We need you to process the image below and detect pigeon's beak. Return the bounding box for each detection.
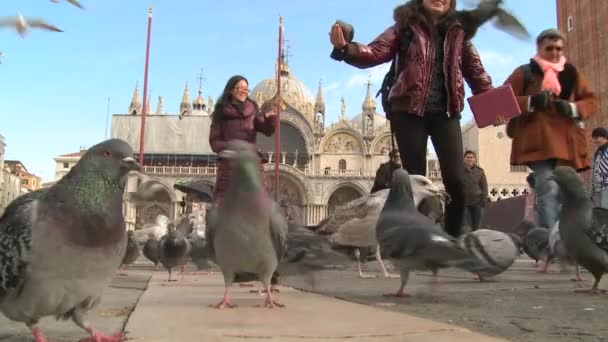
[218,149,236,160]
[122,157,141,171]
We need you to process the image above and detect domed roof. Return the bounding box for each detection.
[250,63,316,121]
[350,112,388,132]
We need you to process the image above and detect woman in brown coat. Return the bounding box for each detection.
[209,75,276,205]
[504,29,598,229]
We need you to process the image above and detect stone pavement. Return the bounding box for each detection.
[124,271,507,342]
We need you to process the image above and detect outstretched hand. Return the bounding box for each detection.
[329,24,347,49]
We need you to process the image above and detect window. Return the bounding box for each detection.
[338,159,347,171]
[567,16,574,32]
[63,162,69,168]
[510,165,528,173]
[21,179,28,185]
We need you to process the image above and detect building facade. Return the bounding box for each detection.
[556,0,608,164]
[4,160,42,192]
[53,148,88,180]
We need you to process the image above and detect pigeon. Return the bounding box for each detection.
[142,233,160,270]
[553,166,608,293]
[322,178,446,279]
[159,216,192,282]
[456,0,530,41]
[133,214,169,243]
[0,14,63,37]
[457,229,520,281]
[523,224,549,264]
[117,230,141,276]
[0,138,139,342]
[50,0,85,9]
[536,221,582,280]
[188,231,215,274]
[376,169,473,297]
[206,140,288,308]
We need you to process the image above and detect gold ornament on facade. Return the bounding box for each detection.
[323,133,362,153]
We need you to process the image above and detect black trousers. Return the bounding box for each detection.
[391,112,466,237]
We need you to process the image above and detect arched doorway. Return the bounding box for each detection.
[327,185,365,216]
[265,172,306,225]
[134,179,175,229]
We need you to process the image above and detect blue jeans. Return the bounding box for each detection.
[528,160,561,229]
[463,205,484,230]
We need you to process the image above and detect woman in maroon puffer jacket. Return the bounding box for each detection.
[209,75,276,205]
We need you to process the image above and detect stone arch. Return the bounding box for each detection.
[371,132,394,155]
[258,118,311,167]
[264,166,309,224]
[326,184,367,216]
[320,129,366,155]
[135,178,176,227]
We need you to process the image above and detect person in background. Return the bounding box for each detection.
[371,149,402,193]
[502,28,598,230]
[462,150,488,231]
[591,127,608,209]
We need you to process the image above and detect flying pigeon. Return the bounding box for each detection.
[159,216,192,282]
[376,169,472,297]
[0,14,63,37]
[553,166,608,294]
[0,138,139,342]
[50,0,85,9]
[206,140,288,308]
[456,0,530,41]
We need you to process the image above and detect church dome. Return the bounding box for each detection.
[250,63,316,122]
[350,112,388,132]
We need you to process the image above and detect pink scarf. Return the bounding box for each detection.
[533,55,566,96]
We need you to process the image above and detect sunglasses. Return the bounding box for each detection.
[544,45,564,52]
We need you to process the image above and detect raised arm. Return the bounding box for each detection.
[254,113,276,137]
[331,24,400,69]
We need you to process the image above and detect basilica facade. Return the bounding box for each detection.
[110,61,527,229]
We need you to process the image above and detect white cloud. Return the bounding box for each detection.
[345,63,391,88]
[324,81,341,92]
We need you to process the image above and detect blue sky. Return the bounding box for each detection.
[0,0,557,181]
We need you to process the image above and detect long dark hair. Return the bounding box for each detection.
[394,0,457,33]
[211,75,249,119]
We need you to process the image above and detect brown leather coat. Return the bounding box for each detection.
[335,20,492,117]
[505,60,599,171]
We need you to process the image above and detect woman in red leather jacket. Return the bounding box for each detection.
[330,0,493,237]
[209,75,276,205]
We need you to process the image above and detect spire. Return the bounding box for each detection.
[128,81,142,115]
[340,96,347,121]
[208,96,215,111]
[362,78,376,112]
[314,79,326,115]
[193,69,207,111]
[156,96,164,114]
[179,82,192,116]
[146,93,152,115]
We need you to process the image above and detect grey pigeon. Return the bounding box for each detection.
[456,0,530,41]
[523,224,549,263]
[542,221,582,280]
[553,166,608,293]
[0,138,139,342]
[206,140,288,308]
[376,169,472,297]
[188,232,215,274]
[117,230,141,276]
[159,216,192,282]
[457,228,520,281]
[142,233,160,270]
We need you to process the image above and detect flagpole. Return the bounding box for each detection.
[274,16,283,201]
[139,5,153,166]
